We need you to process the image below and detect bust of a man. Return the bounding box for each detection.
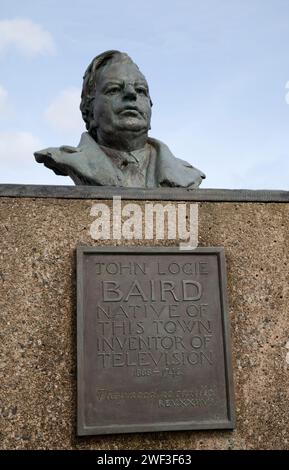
[35,50,205,188]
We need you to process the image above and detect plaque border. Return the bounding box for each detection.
[77,246,235,436]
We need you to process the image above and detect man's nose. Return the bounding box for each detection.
[123,84,137,100]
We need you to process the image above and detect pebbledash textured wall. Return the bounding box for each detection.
[0,187,288,450]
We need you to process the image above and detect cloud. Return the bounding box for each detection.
[0,19,55,56]
[0,130,74,184]
[0,131,41,168]
[44,87,85,134]
[0,84,8,113]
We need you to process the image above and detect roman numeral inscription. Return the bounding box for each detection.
[77,247,235,435]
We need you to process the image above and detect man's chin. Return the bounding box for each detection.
[116,122,148,133]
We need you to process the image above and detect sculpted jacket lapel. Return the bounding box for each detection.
[148,137,205,188]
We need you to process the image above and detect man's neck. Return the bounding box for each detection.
[91,129,148,152]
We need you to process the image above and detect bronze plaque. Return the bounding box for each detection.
[77,247,235,435]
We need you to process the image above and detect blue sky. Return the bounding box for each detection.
[0,0,289,189]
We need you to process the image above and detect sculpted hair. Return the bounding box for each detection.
[80,50,136,132]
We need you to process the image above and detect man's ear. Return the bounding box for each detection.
[89,119,97,131]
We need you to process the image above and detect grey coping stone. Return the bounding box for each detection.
[0,184,288,202]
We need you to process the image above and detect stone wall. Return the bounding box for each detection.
[0,191,288,450]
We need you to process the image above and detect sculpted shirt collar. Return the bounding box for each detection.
[98,144,148,166]
[34,132,205,188]
[98,143,153,188]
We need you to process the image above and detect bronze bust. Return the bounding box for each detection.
[35,50,205,188]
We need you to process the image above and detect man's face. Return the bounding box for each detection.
[92,62,152,136]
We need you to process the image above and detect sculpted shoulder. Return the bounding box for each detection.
[35,133,205,188]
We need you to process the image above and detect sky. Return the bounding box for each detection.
[0,0,289,189]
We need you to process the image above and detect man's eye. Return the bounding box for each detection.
[105,87,120,95]
[136,87,148,96]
